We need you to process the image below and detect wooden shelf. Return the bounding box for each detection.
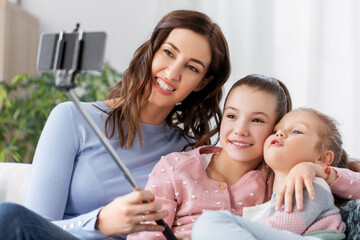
[0,0,39,83]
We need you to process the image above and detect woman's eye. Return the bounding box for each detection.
[164,49,173,57]
[187,65,199,73]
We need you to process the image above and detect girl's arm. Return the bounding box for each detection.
[348,157,360,172]
[328,166,360,199]
[275,161,360,212]
[127,156,178,240]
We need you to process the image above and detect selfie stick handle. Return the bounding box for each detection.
[66,89,141,189]
[66,90,177,240]
[53,26,177,240]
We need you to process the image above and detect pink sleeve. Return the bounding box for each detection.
[128,157,177,240]
[262,211,306,235]
[330,167,360,199]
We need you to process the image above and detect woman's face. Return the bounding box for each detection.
[149,28,212,111]
[264,111,322,173]
[219,86,278,165]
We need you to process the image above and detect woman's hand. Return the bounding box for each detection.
[275,162,316,213]
[95,190,168,237]
[175,233,191,240]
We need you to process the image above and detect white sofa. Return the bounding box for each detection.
[0,162,32,205]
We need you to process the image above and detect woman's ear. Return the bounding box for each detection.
[315,150,334,166]
[194,76,213,92]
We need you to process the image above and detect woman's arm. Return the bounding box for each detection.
[25,102,78,220]
[25,103,110,239]
[25,103,167,239]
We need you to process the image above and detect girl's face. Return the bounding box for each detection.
[264,111,322,173]
[149,28,212,111]
[219,86,278,165]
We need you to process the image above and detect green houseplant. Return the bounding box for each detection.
[0,64,122,163]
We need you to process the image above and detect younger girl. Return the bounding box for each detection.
[192,108,349,240]
[128,75,358,240]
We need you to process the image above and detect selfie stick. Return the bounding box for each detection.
[50,26,177,240]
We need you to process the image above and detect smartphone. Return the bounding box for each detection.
[36,31,106,72]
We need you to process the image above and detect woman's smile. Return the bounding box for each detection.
[154,77,175,95]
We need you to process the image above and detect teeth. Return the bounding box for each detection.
[232,142,250,147]
[157,79,174,92]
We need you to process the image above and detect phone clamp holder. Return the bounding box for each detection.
[53,30,81,90]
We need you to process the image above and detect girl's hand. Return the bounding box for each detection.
[276,161,339,212]
[95,190,168,237]
[275,162,317,213]
[348,157,360,172]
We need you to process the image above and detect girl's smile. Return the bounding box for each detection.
[218,85,278,165]
[229,140,252,148]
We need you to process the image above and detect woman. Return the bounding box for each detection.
[0,9,230,240]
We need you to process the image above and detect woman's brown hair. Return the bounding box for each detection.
[104,10,231,148]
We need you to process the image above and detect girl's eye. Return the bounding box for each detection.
[253,118,264,123]
[164,49,174,57]
[293,130,302,134]
[187,65,199,73]
[226,114,235,119]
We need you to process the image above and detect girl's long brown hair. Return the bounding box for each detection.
[293,108,348,168]
[104,10,231,149]
[292,108,349,207]
[198,74,293,147]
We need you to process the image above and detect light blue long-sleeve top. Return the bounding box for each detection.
[25,101,189,239]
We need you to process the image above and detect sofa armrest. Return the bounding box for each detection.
[0,162,32,205]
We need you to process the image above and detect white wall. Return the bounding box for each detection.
[19,0,360,157]
[20,0,167,71]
